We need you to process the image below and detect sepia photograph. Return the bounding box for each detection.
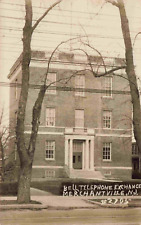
[0,0,141,224]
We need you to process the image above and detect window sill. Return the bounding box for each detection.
[102,96,113,99]
[45,92,57,95]
[45,159,55,161]
[45,126,55,128]
[75,95,86,98]
[103,160,111,162]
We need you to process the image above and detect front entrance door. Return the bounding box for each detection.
[73,152,82,169]
[73,140,83,169]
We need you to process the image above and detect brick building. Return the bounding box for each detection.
[8,51,132,180]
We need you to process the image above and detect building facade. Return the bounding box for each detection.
[132,142,141,178]
[8,51,132,180]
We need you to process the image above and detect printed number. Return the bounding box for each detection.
[113,198,118,204]
[101,198,130,205]
[107,198,113,204]
[120,199,124,204]
[101,199,107,204]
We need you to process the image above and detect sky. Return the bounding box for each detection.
[0,0,141,125]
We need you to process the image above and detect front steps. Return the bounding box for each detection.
[69,169,104,180]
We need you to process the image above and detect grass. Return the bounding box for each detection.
[0,200,41,205]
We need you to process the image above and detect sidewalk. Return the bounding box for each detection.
[1,188,141,210]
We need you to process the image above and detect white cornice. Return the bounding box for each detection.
[24,131,63,135]
[97,167,132,170]
[95,133,131,138]
[32,165,63,169]
[8,65,22,82]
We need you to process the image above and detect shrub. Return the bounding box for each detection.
[0,182,18,196]
[132,172,141,179]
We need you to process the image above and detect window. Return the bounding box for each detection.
[14,111,17,128]
[75,109,84,127]
[103,110,111,129]
[15,79,18,100]
[78,155,81,162]
[45,141,55,160]
[46,108,55,126]
[45,170,55,177]
[14,142,17,161]
[132,143,139,155]
[46,73,56,94]
[104,170,111,176]
[103,76,112,97]
[73,156,76,163]
[73,141,83,152]
[103,143,111,161]
[75,75,85,96]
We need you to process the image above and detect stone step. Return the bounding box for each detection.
[69,169,104,179]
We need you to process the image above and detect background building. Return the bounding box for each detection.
[8,51,132,180]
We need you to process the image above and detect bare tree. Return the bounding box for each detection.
[16,0,62,203]
[106,0,141,171]
[16,0,131,204]
[0,109,14,182]
[0,109,8,182]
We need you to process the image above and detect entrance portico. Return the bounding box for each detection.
[65,131,94,171]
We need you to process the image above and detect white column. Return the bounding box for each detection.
[82,141,85,170]
[85,139,89,170]
[69,139,73,169]
[65,138,69,165]
[90,139,94,170]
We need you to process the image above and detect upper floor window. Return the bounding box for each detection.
[14,142,17,161]
[75,75,85,97]
[15,111,17,127]
[103,142,111,161]
[75,109,84,127]
[45,141,55,160]
[103,76,112,97]
[46,73,56,94]
[46,108,55,127]
[103,110,111,129]
[15,79,18,100]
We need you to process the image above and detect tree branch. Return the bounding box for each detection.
[133,32,141,47]
[0,108,3,125]
[43,36,89,85]
[72,48,126,77]
[96,65,126,77]
[106,0,119,7]
[81,41,107,73]
[32,0,62,32]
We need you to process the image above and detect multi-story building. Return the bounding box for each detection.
[132,141,141,178]
[8,51,132,180]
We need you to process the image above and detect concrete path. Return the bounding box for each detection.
[30,187,53,196]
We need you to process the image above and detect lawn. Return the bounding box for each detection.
[0,200,41,205]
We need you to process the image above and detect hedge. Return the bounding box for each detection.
[0,182,18,196]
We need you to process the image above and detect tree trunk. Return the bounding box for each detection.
[16,0,32,203]
[16,0,62,203]
[117,0,141,172]
[17,162,32,203]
